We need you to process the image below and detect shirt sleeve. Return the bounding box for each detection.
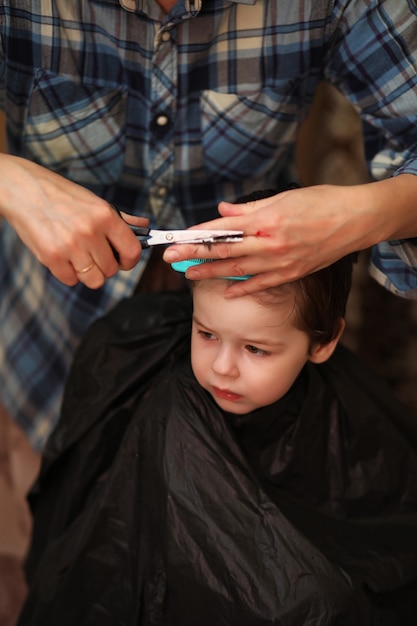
[324,0,417,297]
[370,240,417,299]
[325,0,417,181]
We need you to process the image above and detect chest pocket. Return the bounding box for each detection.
[200,89,297,181]
[23,69,127,186]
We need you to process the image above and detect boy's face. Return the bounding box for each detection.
[191,280,315,414]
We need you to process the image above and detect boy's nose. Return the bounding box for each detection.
[212,347,239,377]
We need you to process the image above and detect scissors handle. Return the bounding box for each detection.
[128,226,151,237]
[127,226,152,248]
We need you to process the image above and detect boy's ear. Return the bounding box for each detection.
[308,319,345,364]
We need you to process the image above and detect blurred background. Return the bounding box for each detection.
[1,84,417,625]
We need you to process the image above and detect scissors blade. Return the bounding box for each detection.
[146,229,244,246]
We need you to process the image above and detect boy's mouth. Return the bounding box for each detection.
[211,386,242,402]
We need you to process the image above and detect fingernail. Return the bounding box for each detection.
[186,268,201,279]
[164,249,179,261]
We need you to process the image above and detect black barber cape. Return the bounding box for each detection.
[19,294,417,625]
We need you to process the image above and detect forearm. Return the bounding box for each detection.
[365,174,417,242]
[314,174,417,258]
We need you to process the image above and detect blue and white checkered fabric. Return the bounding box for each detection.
[1,0,417,449]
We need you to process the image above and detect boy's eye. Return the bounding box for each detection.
[197,329,216,341]
[245,344,270,356]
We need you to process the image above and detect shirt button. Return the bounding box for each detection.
[151,112,172,136]
[161,31,171,42]
[157,186,168,197]
[156,114,170,127]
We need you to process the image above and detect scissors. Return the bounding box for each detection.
[127,224,243,248]
[112,205,243,249]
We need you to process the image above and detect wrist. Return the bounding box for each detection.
[366,174,417,242]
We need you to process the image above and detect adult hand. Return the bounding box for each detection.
[0,154,144,288]
[163,178,417,296]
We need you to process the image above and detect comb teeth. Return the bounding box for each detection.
[171,259,252,281]
[171,259,211,273]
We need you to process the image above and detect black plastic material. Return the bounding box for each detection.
[19,293,417,625]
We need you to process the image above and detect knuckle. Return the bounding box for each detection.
[124,247,142,266]
[46,231,84,260]
[100,208,116,230]
[229,262,247,277]
[211,243,232,260]
[85,275,105,290]
[103,264,119,278]
[40,244,67,266]
[56,271,78,287]
[77,221,97,240]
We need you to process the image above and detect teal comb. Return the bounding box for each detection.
[171,259,251,281]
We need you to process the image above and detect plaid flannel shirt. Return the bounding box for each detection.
[1,0,417,449]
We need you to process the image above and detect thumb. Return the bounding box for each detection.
[218,194,275,217]
[218,200,248,217]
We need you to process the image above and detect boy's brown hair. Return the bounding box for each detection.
[251,256,354,349]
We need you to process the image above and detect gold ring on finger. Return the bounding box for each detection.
[75,263,95,274]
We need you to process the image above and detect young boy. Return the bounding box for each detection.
[190,268,347,416]
[18,243,417,625]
